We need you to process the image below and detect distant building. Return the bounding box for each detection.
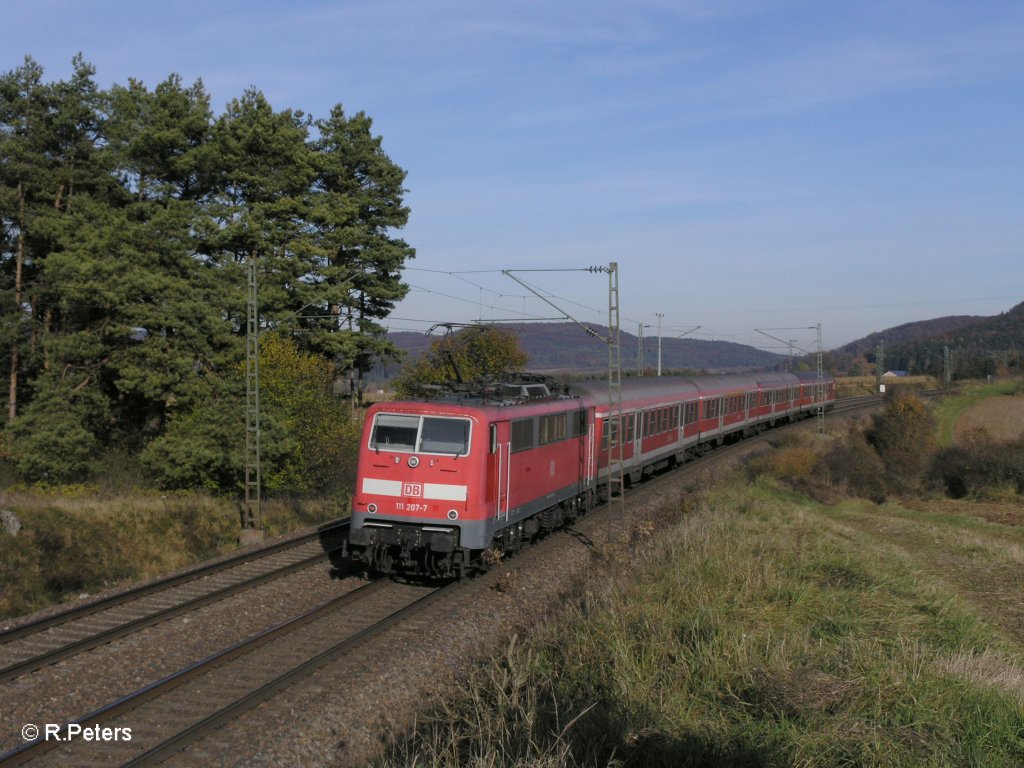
[882,370,908,377]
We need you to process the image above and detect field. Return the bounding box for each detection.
[953,392,1024,444]
[834,375,936,398]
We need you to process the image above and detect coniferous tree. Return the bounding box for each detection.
[0,56,62,426]
[2,56,113,480]
[1,60,415,487]
[310,106,414,397]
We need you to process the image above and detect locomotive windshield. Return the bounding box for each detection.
[370,413,471,455]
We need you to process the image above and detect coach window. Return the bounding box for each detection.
[602,417,624,450]
[684,401,698,426]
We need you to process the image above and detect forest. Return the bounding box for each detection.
[0,55,414,489]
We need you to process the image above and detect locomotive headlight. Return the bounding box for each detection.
[408,456,420,468]
[447,509,459,520]
[367,503,378,514]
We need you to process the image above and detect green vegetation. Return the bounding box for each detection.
[141,333,360,492]
[0,55,411,488]
[392,325,528,397]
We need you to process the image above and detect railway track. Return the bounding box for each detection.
[1,577,452,766]
[0,520,349,682]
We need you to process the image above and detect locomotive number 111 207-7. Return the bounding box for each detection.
[395,502,430,513]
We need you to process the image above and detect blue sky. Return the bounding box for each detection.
[7,0,1023,350]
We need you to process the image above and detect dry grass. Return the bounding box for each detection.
[835,375,936,398]
[376,479,1024,768]
[0,487,347,620]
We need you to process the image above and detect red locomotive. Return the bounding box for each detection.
[347,371,834,577]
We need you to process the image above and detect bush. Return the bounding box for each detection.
[928,432,1024,499]
[866,390,936,487]
[816,435,887,503]
[747,445,819,484]
[5,378,111,483]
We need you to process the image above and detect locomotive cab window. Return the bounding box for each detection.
[420,417,471,454]
[370,414,471,455]
[369,414,419,451]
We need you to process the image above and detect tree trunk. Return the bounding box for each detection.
[8,184,25,423]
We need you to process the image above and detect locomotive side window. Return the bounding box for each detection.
[540,413,568,445]
[511,418,534,453]
[370,414,419,451]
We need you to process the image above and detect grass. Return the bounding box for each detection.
[931,380,1024,446]
[0,486,347,621]
[376,478,1024,767]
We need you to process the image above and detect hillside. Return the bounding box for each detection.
[386,322,786,376]
[814,302,1023,378]
[832,315,986,359]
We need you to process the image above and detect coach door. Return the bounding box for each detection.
[490,422,512,522]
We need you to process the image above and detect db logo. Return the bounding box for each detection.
[403,483,423,497]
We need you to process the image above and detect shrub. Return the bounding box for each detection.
[815,436,887,503]
[866,389,936,486]
[5,380,110,483]
[928,433,1024,499]
[747,445,819,484]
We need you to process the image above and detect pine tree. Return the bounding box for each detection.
[310,106,414,398]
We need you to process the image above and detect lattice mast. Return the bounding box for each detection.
[815,322,825,435]
[606,263,626,538]
[244,254,262,531]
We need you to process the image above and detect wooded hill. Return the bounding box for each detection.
[824,302,1024,378]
